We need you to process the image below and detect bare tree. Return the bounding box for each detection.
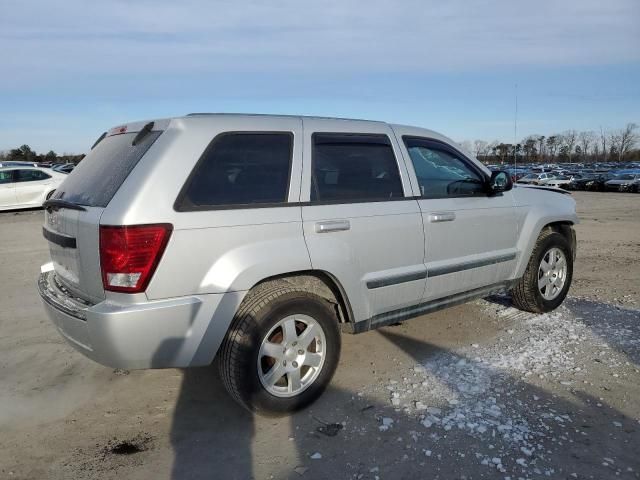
[592,142,600,163]
[578,131,594,161]
[488,141,499,162]
[599,127,608,162]
[473,140,489,159]
[522,136,537,163]
[546,136,560,162]
[609,132,621,160]
[618,123,639,161]
[561,130,578,162]
[535,135,546,163]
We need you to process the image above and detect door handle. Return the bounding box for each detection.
[315,220,351,233]
[428,212,456,223]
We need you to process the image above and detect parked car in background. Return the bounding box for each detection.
[565,174,596,190]
[605,173,640,192]
[502,167,529,182]
[38,114,577,415]
[0,167,66,210]
[541,175,574,188]
[0,161,39,168]
[52,163,75,174]
[583,173,616,191]
[517,172,555,185]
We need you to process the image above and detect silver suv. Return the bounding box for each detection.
[38,114,577,415]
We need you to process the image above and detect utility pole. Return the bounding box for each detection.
[514,83,518,174]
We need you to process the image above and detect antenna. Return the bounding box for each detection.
[514,83,518,173]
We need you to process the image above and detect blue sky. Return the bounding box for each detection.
[1,0,638,153]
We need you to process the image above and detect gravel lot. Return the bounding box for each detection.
[0,191,638,480]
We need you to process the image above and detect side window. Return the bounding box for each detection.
[177,132,293,209]
[15,169,51,182]
[0,170,14,184]
[403,138,485,198]
[311,133,404,202]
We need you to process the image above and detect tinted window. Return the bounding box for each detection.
[0,170,14,184]
[54,131,162,207]
[311,133,403,202]
[15,169,51,182]
[403,138,485,198]
[178,132,293,209]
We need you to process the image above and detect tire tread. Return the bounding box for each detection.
[512,228,569,313]
[219,284,337,413]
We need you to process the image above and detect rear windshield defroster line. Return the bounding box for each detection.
[53,130,162,208]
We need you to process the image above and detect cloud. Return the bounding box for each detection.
[1,0,638,90]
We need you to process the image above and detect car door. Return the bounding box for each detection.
[396,135,518,302]
[14,169,51,205]
[300,119,425,322]
[0,170,17,207]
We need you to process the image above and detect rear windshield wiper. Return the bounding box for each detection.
[132,121,155,146]
[43,199,87,212]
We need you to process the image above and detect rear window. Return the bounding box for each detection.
[175,132,293,210]
[54,130,162,207]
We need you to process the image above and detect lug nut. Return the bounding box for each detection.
[298,349,304,355]
[282,360,287,366]
[292,361,298,368]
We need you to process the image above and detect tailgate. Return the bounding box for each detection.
[42,120,166,303]
[44,206,105,303]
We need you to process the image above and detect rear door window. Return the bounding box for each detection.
[176,132,293,210]
[15,169,51,182]
[54,130,162,207]
[311,133,403,202]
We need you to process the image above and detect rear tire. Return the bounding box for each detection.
[512,229,573,313]
[219,285,341,416]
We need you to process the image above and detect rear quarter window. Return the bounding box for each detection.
[175,132,293,210]
[0,170,14,184]
[54,130,162,207]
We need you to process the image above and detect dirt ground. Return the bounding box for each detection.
[0,191,638,480]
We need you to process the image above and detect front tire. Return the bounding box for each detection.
[219,285,341,416]
[512,229,573,313]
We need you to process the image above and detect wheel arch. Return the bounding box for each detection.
[514,214,577,279]
[245,269,355,325]
[544,221,576,260]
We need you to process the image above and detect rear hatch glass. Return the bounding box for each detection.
[53,130,162,206]
[45,128,163,302]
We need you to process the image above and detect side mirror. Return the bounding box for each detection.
[488,170,513,194]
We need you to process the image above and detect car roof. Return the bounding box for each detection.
[0,166,42,171]
[115,113,449,142]
[183,112,383,123]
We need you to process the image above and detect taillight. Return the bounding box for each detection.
[99,224,172,293]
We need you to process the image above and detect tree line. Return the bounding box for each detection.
[0,145,85,165]
[2,122,638,167]
[460,123,639,164]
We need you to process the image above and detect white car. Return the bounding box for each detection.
[540,175,573,188]
[0,167,66,211]
[517,172,555,185]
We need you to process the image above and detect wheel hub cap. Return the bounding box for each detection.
[257,314,327,398]
[537,247,567,301]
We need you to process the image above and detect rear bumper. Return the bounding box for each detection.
[38,270,243,369]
